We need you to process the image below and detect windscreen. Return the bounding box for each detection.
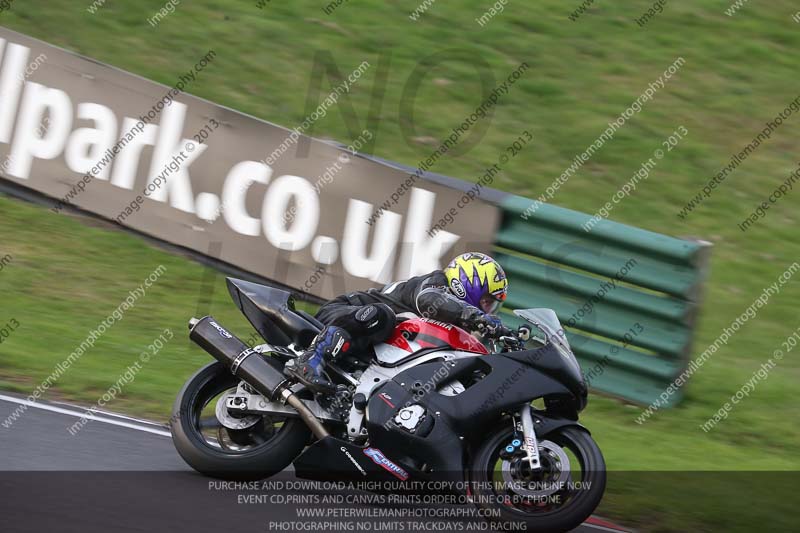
[513,308,581,375]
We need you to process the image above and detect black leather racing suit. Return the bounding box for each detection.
[314,270,485,353]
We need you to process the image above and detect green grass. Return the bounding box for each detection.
[1,1,799,531]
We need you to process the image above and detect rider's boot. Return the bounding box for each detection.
[286,326,351,394]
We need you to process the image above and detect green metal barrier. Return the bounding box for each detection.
[495,195,712,406]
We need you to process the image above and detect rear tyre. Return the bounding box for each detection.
[470,424,606,533]
[170,362,310,480]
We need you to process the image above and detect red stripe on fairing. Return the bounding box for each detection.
[385,319,488,355]
[378,394,396,409]
[387,332,412,352]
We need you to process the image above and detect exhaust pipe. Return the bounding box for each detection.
[190,316,288,400]
[189,316,329,439]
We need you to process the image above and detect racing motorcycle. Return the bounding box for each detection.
[171,278,606,532]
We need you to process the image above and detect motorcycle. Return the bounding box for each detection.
[171,277,606,532]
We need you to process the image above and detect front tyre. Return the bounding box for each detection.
[470,425,606,533]
[170,362,310,480]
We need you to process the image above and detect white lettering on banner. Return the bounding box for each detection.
[0,36,473,288]
[65,103,118,181]
[0,41,29,143]
[311,236,339,265]
[342,199,402,283]
[397,188,459,278]
[146,102,207,213]
[8,82,73,178]
[222,160,272,237]
[262,175,319,251]
[110,117,158,190]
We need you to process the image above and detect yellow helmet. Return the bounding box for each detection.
[443,252,508,314]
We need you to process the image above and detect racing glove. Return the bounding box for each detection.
[462,308,503,334]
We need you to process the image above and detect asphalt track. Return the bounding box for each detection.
[0,393,629,533]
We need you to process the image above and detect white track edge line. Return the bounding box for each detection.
[49,401,166,427]
[583,522,632,533]
[0,394,171,437]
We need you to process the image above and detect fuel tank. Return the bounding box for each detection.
[374,318,488,366]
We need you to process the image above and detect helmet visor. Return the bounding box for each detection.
[479,293,503,315]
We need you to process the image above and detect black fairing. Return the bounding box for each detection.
[293,436,415,483]
[504,344,588,406]
[365,353,582,481]
[225,278,320,347]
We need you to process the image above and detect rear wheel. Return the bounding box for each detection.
[470,424,606,533]
[170,362,310,480]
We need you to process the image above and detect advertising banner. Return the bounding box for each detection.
[0,28,500,299]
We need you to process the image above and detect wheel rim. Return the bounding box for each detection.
[186,370,290,455]
[485,430,592,516]
[500,439,571,499]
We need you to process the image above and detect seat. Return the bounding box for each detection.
[226,278,320,347]
[297,310,325,331]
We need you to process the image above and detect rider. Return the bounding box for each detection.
[286,252,509,392]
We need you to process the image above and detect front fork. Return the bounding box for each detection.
[517,405,542,471]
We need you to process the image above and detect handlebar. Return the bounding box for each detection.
[480,323,525,352]
[491,325,516,339]
[473,321,509,338]
[466,316,527,351]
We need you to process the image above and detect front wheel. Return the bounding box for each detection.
[170,362,311,480]
[469,424,606,533]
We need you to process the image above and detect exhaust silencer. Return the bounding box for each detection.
[190,316,288,400]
